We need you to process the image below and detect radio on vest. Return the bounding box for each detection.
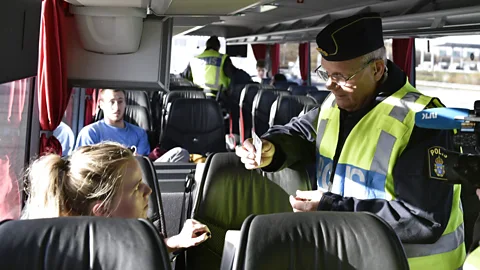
[415,100,480,189]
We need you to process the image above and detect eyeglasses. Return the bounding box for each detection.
[314,59,377,86]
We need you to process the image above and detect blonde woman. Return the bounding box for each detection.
[22,142,210,253]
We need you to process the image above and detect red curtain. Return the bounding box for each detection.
[84,88,97,126]
[0,79,29,221]
[299,43,309,85]
[37,0,72,156]
[252,44,267,61]
[392,38,414,83]
[251,44,280,76]
[270,44,280,76]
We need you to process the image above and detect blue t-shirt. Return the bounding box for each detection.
[53,122,75,157]
[75,120,150,155]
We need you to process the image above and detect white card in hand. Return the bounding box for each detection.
[252,131,262,166]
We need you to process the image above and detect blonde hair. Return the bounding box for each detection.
[22,142,135,219]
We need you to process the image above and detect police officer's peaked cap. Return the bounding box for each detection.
[316,12,384,61]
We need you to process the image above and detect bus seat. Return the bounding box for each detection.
[252,90,290,136]
[239,84,261,142]
[163,91,206,107]
[186,152,311,270]
[269,95,317,127]
[160,91,206,135]
[154,162,198,239]
[160,99,225,156]
[288,85,318,96]
[307,90,330,104]
[125,90,151,112]
[124,105,151,131]
[136,155,167,236]
[221,84,247,136]
[151,91,165,136]
[226,212,409,270]
[0,217,172,270]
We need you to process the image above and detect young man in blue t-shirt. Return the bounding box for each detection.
[75,89,189,162]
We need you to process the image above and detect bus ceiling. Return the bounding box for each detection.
[176,0,480,45]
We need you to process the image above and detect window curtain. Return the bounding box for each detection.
[252,44,267,61]
[392,38,415,84]
[84,88,97,126]
[299,43,309,85]
[270,44,280,76]
[37,0,72,156]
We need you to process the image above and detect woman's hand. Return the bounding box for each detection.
[164,219,211,252]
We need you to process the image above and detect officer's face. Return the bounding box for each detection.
[321,57,384,112]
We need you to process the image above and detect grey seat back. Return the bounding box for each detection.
[252,89,289,136]
[0,217,172,270]
[232,212,409,270]
[270,95,317,126]
[160,98,225,155]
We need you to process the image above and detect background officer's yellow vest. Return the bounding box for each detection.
[316,82,465,269]
[465,247,480,269]
[190,49,230,97]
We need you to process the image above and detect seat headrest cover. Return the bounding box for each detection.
[165,91,206,104]
[125,90,150,109]
[124,105,151,131]
[236,212,409,270]
[0,217,171,270]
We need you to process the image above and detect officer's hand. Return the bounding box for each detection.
[289,190,325,212]
[235,138,275,170]
[476,189,480,200]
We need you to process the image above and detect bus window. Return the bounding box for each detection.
[0,78,34,221]
[415,35,480,109]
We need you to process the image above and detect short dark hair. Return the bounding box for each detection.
[256,60,266,69]
[99,89,126,100]
[206,36,220,51]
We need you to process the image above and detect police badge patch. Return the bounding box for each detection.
[427,146,448,180]
[434,156,445,177]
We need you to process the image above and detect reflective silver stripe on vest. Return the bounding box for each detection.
[403,223,464,258]
[315,119,328,151]
[389,92,421,122]
[315,92,336,150]
[370,131,396,175]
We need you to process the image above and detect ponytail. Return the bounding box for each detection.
[22,154,70,219]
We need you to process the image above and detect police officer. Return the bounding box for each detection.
[236,13,465,269]
[182,36,237,99]
[465,188,480,269]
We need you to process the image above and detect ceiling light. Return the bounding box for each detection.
[260,4,278,13]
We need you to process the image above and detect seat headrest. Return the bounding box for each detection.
[125,90,150,109]
[235,212,409,270]
[0,217,171,270]
[167,99,223,132]
[162,99,225,155]
[164,91,206,105]
[288,85,319,96]
[307,90,331,104]
[124,105,151,131]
